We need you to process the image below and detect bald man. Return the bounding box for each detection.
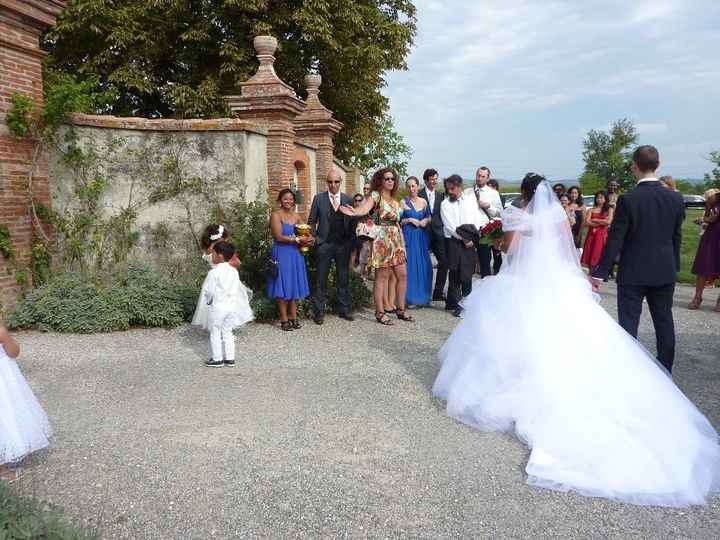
[308,170,356,324]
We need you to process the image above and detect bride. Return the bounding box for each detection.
[433,174,720,507]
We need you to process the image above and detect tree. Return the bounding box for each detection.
[352,112,412,177]
[579,118,638,193]
[42,0,417,167]
[704,151,720,190]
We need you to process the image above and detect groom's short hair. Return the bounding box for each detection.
[633,145,660,173]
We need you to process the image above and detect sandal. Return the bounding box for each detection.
[375,312,394,325]
[687,297,703,310]
[290,319,302,330]
[396,310,414,322]
[280,320,294,331]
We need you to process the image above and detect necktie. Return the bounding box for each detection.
[331,195,339,212]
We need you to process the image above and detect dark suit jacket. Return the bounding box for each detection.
[593,180,685,286]
[308,191,354,245]
[419,187,445,238]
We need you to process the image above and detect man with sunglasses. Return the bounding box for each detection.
[308,170,356,324]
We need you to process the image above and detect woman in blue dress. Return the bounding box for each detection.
[400,177,432,306]
[267,189,312,331]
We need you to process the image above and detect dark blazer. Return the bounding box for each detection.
[419,187,445,238]
[308,191,354,245]
[593,180,685,286]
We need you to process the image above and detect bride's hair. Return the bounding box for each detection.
[520,173,546,204]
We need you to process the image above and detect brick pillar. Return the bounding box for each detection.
[294,74,343,193]
[224,36,305,199]
[0,0,65,310]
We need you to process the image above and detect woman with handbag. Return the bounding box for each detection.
[340,167,412,325]
[267,189,312,331]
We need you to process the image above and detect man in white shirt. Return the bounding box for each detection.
[419,168,448,301]
[441,174,483,317]
[465,166,503,278]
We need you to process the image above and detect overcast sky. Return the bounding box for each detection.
[383,0,720,182]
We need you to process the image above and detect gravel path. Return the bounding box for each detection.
[10,282,720,539]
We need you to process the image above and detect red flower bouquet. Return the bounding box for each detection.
[478,218,504,245]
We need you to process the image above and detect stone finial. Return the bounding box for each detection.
[238,35,296,98]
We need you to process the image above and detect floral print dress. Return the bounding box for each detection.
[370,190,407,269]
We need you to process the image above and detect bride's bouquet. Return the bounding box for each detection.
[478,218,503,245]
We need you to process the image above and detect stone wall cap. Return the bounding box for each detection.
[67,113,267,135]
[0,0,66,28]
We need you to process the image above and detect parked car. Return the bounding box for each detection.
[502,192,521,208]
[582,195,595,208]
[683,194,706,208]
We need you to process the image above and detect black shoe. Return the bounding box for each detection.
[290,319,302,330]
[205,359,224,368]
[313,316,324,325]
[338,313,355,321]
[444,305,457,312]
[452,308,463,318]
[224,359,236,367]
[432,292,447,302]
[281,321,294,331]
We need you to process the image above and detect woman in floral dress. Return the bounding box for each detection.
[341,167,413,325]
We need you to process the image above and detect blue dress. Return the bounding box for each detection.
[266,222,310,300]
[401,198,432,305]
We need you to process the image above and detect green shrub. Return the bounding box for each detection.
[8,265,196,333]
[0,480,93,539]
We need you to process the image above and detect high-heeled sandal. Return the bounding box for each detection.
[280,320,294,331]
[375,312,394,325]
[396,310,414,322]
[687,297,703,310]
[290,319,302,329]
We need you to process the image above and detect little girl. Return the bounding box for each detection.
[0,324,51,482]
[192,224,244,330]
[204,241,252,367]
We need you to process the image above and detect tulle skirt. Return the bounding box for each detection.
[433,271,720,507]
[0,352,51,464]
[192,276,255,331]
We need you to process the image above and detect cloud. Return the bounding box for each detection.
[384,0,720,179]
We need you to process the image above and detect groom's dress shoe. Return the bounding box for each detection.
[313,316,324,325]
[452,307,463,318]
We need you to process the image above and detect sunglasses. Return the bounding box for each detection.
[328,180,341,185]
[354,198,363,203]
[383,177,395,182]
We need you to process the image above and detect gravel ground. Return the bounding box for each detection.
[10,281,720,539]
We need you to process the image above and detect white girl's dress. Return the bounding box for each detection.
[0,346,51,464]
[433,182,720,507]
[191,253,254,331]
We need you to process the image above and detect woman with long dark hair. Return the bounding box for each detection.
[581,191,614,272]
[567,185,585,249]
[340,167,412,325]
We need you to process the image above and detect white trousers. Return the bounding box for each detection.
[209,309,235,361]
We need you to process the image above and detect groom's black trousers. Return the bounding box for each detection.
[617,283,675,373]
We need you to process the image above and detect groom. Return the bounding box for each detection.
[308,170,355,325]
[592,145,685,373]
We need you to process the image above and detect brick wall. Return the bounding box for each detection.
[0,0,64,310]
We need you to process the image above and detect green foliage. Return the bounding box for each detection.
[674,179,699,194]
[8,265,191,333]
[352,112,412,177]
[0,480,92,539]
[580,118,638,192]
[42,0,417,165]
[0,225,14,262]
[5,93,35,140]
[704,151,720,190]
[30,239,52,287]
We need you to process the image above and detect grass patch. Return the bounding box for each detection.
[679,208,703,285]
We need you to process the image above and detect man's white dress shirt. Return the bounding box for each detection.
[465,184,503,226]
[426,188,436,214]
[440,193,484,240]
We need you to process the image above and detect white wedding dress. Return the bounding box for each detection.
[433,181,720,507]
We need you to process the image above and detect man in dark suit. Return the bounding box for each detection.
[308,170,355,324]
[419,168,448,301]
[592,145,685,373]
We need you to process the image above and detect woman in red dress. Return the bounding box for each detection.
[581,191,614,272]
